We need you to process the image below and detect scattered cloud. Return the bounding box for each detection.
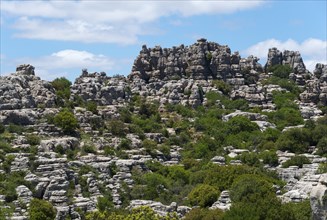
[13,50,115,80]
[243,38,327,71]
[1,0,264,44]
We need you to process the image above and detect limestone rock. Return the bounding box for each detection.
[0,64,56,110]
[310,174,327,220]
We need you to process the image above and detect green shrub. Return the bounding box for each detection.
[135,173,169,201]
[142,139,158,157]
[139,101,159,118]
[283,200,312,220]
[272,91,298,109]
[2,155,15,173]
[316,137,327,156]
[237,152,261,167]
[266,107,304,130]
[51,77,71,99]
[82,144,97,154]
[212,80,231,95]
[0,123,5,134]
[53,109,79,134]
[118,138,131,150]
[7,124,24,134]
[0,171,31,203]
[276,128,311,153]
[184,208,224,220]
[97,196,113,213]
[26,134,41,146]
[0,141,16,154]
[267,64,292,79]
[86,101,98,114]
[226,116,259,135]
[260,151,279,166]
[188,184,220,207]
[119,108,132,123]
[282,155,311,168]
[29,198,56,220]
[54,144,65,155]
[317,163,327,174]
[107,119,126,137]
[230,174,274,203]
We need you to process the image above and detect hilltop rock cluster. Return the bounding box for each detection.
[0,39,326,220]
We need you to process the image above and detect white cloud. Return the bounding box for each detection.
[243,38,327,71]
[14,50,115,80]
[1,0,264,44]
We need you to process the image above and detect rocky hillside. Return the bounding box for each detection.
[0,39,326,220]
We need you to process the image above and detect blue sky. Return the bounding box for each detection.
[0,0,326,81]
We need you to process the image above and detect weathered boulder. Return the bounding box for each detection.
[310,174,327,220]
[265,48,307,74]
[0,64,56,110]
[70,70,130,105]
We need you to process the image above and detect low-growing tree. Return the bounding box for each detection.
[29,198,56,220]
[282,155,311,168]
[188,184,220,207]
[53,109,79,134]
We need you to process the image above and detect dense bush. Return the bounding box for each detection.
[237,152,261,167]
[184,208,224,220]
[7,124,24,134]
[51,77,71,102]
[86,101,98,114]
[212,80,231,95]
[188,184,220,207]
[0,171,32,203]
[86,206,178,220]
[53,109,79,134]
[0,123,5,134]
[225,116,259,135]
[29,198,56,220]
[26,134,41,146]
[282,155,311,168]
[316,137,327,156]
[267,64,292,79]
[226,174,296,220]
[230,174,274,203]
[276,128,312,153]
[107,119,126,137]
[260,151,279,166]
[82,144,97,154]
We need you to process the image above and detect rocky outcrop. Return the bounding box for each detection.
[300,63,327,106]
[0,64,56,110]
[310,174,327,220]
[130,38,262,83]
[210,190,231,211]
[265,48,307,74]
[70,70,130,106]
[128,200,191,218]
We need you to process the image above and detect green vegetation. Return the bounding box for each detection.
[53,108,79,134]
[184,208,224,220]
[188,184,220,207]
[267,64,293,79]
[86,101,98,114]
[0,171,32,203]
[29,198,56,220]
[282,155,311,168]
[86,206,178,220]
[51,77,72,106]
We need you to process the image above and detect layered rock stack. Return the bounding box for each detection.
[0,64,56,110]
